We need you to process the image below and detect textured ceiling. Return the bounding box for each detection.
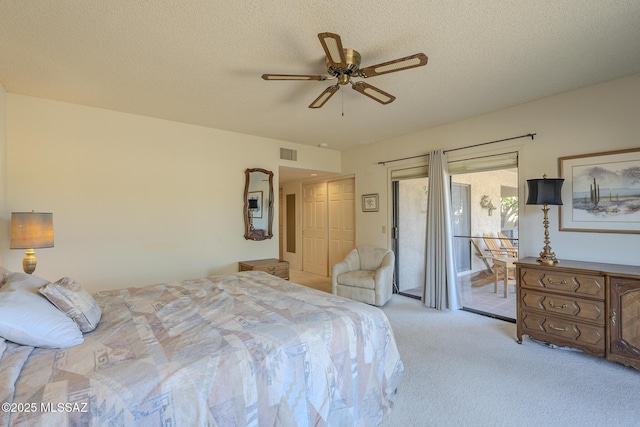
[1,1,639,152]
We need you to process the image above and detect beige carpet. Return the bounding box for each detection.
[289,270,332,294]
[378,295,639,427]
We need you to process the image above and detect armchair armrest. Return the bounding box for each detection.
[331,249,360,294]
[373,251,395,305]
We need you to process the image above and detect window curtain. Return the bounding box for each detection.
[423,150,461,310]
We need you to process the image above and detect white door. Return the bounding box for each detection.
[328,178,356,270]
[303,182,328,275]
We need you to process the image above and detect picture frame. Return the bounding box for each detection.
[248,191,263,218]
[558,147,640,234]
[362,193,379,212]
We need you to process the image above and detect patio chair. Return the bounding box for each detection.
[471,238,516,296]
[497,232,518,258]
[470,239,496,288]
[483,233,518,258]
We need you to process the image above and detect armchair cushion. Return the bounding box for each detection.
[337,270,376,290]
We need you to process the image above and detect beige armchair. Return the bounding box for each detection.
[332,247,395,306]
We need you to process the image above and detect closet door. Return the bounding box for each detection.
[302,182,328,275]
[328,178,356,270]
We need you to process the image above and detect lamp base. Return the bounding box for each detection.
[22,249,37,274]
[536,204,560,266]
[536,251,559,266]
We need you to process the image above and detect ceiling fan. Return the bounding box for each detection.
[262,32,428,109]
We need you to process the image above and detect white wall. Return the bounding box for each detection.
[343,73,640,266]
[4,95,340,291]
[0,84,7,267]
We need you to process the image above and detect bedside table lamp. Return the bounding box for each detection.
[526,175,564,265]
[10,211,54,274]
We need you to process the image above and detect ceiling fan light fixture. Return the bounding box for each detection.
[263,32,428,109]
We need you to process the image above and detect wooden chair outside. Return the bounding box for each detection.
[470,239,497,288]
[483,233,518,258]
[472,238,516,296]
[497,232,518,258]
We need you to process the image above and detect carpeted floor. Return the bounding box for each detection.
[379,295,639,427]
[289,270,639,427]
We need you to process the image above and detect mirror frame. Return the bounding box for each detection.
[243,168,274,241]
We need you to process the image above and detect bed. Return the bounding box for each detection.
[0,269,403,426]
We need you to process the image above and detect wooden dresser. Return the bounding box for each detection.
[239,258,289,280]
[516,257,640,370]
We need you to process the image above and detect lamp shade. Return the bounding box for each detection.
[526,178,564,206]
[10,212,54,249]
[248,199,259,210]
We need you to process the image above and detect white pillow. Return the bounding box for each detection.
[0,273,84,348]
[39,277,101,332]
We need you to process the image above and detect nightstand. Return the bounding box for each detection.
[239,258,289,280]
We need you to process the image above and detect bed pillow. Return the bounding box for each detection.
[0,273,83,348]
[39,277,101,333]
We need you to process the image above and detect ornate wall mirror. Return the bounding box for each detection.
[244,168,274,240]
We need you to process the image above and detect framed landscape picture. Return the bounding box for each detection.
[558,147,640,234]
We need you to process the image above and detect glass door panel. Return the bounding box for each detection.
[451,167,518,321]
[392,177,428,299]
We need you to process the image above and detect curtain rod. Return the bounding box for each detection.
[377,132,536,166]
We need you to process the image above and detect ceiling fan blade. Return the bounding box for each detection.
[318,32,347,69]
[262,74,327,81]
[309,85,339,109]
[352,82,395,105]
[358,53,428,78]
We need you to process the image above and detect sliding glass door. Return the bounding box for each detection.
[449,153,519,321]
[391,152,519,321]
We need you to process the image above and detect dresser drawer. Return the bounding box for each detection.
[520,311,605,356]
[520,289,605,325]
[520,268,605,299]
[239,259,289,280]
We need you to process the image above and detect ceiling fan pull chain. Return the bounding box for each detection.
[342,88,344,117]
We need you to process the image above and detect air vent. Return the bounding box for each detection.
[280,148,297,161]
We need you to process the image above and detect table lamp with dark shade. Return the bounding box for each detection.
[526,175,564,265]
[9,211,54,274]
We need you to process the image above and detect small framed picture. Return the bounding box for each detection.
[362,193,379,212]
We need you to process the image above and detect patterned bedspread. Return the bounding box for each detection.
[1,271,403,426]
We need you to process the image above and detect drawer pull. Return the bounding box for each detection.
[547,278,568,285]
[548,323,568,332]
[548,301,568,309]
